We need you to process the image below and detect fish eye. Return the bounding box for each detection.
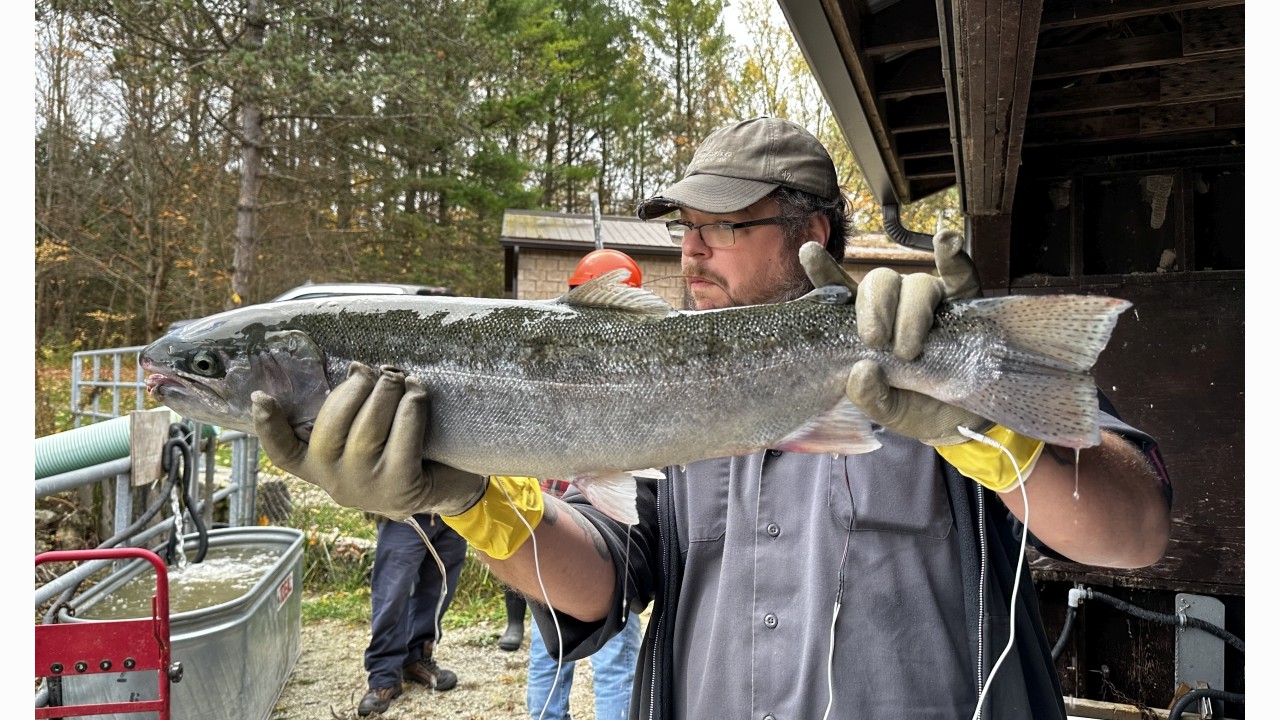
[189,351,222,377]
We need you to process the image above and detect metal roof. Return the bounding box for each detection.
[500,209,677,254]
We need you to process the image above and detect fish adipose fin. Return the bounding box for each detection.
[570,471,642,525]
[559,269,674,316]
[953,294,1132,448]
[774,398,882,455]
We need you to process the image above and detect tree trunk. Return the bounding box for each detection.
[230,0,265,309]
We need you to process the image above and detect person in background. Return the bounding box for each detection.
[357,512,466,716]
[520,250,646,720]
[252,117,1172,720]
[499,586,527,651]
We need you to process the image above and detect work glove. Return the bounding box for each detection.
[799,231,1043,492]
[252,362,545,558]
[250,361,487,520]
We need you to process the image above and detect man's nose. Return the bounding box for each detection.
[681,228,711,257]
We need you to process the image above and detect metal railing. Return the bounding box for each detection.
[39,348,265,606]
[69,345,151,427]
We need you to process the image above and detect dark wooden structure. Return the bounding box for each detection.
[776,0,1245,714]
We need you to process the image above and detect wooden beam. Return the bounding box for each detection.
[1023,99,1244,145]
[876,49,946,99]
[1034,31,1242,80]
[1027,57,1243,118]
[969,214,1013,290]
[896,128,953,158]
[1181,5,1244,57]
[864,0,940,56]
[903,155,957,178]
[1039,0,1244,31]
[1160,56,1244,102]
[886,95,951,133]
[908,176,959,200]
[951,0,1042,215]
[806,0,932,204]
[1029,78,1161,117]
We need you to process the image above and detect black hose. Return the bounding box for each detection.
[1087,589,1244,654]
[1169,687,1245,720]
[1050,605,1076,662]
[163,424,209,565]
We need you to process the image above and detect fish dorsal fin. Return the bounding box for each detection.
[560,268,674,316]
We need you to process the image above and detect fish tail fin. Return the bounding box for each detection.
[571,471,641,525]
[955,294,1131,448]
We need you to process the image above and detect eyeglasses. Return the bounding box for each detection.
[665,216,784,248]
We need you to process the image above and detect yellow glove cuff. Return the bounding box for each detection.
[935,424,1045,493]
[441,476,544,559]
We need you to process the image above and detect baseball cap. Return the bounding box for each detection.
[635,117,839,220]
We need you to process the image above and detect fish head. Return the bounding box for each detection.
[140,312,331,439]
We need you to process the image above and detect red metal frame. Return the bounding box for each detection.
[35,547,173,719]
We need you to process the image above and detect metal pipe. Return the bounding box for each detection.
[35,458,132,498]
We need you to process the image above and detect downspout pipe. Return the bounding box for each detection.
[882,203,935,251]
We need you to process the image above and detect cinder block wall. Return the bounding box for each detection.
[516,250,686,307]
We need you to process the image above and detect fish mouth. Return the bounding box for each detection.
[145,372,181,395]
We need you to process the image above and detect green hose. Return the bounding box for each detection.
[34,411,221,479]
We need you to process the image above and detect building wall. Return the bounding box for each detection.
[516,249,686,307]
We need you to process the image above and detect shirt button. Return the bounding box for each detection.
[764,613,778,629]
[768,449,782,457]
[766,522,780,537]
[764,715,776,720]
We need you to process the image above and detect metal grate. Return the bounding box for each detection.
[70,346,152,427]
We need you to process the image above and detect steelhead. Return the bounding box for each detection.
[141,264,1131,523]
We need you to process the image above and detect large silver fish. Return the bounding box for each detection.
[140,263,1130,523]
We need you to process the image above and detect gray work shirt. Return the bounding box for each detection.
[669,430,976,720]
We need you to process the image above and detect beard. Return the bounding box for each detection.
[682,244,815,310]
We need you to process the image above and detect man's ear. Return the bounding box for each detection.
[806,213,831,246]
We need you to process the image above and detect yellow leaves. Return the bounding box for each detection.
[35,239,70,265]
[85,309,137,324]
[231,292,242,306]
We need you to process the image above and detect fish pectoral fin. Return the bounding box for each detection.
[628,467,666,479]
[773,399,882,455]
[558,270,674,317]
[570,471,640,526]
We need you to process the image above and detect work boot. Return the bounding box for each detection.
[403,641,458,691]
[356,683,402,716]
[498,589,526,651]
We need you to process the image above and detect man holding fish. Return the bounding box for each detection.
[250,117,1172,719]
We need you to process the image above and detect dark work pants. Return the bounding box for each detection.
[364,513,468,689]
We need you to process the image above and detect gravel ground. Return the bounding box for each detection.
[272,614,605,720]
[269,475,611,720]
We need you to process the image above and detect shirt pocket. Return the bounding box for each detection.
[671,462,732,544]
[827,441,954,539]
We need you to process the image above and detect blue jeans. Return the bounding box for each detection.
[363,514,467,689]
[526,611,641,720]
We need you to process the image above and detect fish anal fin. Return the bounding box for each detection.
[570,471,640,525]
[774,399,882,455]
[560,269,673,316]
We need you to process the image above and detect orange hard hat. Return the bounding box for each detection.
[568,249,643,288]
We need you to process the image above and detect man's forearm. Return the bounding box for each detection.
[476,494,618,622]
[1007,430,1170,568]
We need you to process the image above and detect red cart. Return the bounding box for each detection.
[35,547,182,719]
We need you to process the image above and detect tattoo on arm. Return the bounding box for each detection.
[542,496,611,562]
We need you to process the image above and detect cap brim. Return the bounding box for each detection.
[636,175,779,220]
